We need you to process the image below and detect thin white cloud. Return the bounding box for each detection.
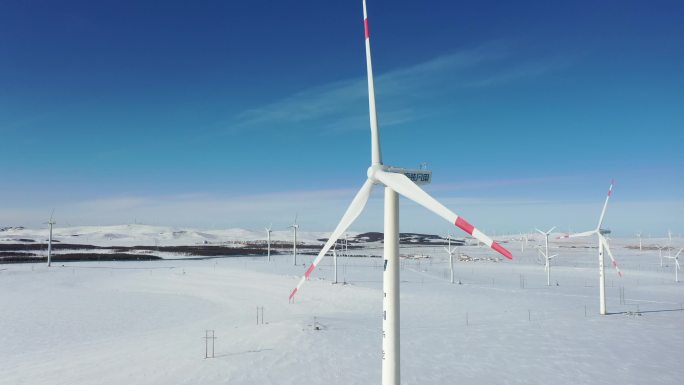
[230,42,571,133]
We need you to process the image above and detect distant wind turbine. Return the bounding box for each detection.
[45,210,56,267]
[289,215,299,266]
[265,224,272,262]
[519,232,529,252]
[664,248,682,282]
[559,181,622,315]
[535,226,557,286]
[444,233,457,284]
[332,242,339,284]
[288,2,513,384]
[657,245,664,268]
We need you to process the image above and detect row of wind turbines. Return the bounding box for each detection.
[264,217,350,269]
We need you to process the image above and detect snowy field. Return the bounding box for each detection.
[1,233,683,385]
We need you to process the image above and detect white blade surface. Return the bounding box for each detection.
[559,230,596,239]
[289,179,374,300]
[363,0,382,165]
[599,234,623,278]
[375,170,512,259]
[596,180,614,230]
[536,227,556,235]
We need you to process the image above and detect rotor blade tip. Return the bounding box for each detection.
[492,241,513,260]
[288,288,298,301]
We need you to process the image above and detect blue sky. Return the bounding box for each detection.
[1,0,682,236]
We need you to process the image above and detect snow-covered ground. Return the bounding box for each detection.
[0,224,330,247]
[1,230,683,384]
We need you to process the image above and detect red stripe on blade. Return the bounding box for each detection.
[491,241,513,260]
[289,288,298,301]
[304,264,315,279]
[455,217,474,235]
[364,19,369,38]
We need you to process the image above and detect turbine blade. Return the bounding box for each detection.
[596,179,614,230]
[558,230,596,239]
[548,254,558,259]
[374,170,512,259]
[535,228,545,235]
[564,230,596,239]
[675,248,683,259]
[363,0,382,165]
[546,226,556,234]
[600,234,623,278]
[289,179,375,300]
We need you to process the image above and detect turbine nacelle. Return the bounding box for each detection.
[367,165,432,186]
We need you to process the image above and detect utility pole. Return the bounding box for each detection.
[204,330,216,358]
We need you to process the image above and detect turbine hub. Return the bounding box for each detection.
[366,164,385,183]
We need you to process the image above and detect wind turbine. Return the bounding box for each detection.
[289,215,299,266]
[535,226,557,286]
[46,210,56,267]
[444,233,457,284]
[265,224,273,262]
[559,181,622,315]
[636,232,642,251]
[664,248,682,282]
[288,2,512,384]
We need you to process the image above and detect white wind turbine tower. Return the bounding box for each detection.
[289,215,299,266]
[636,232,642,251]
[535,226,557,286]
[559,180,622,315]
[444,233,457,284]
[664,248,682,282]
[288,2,513,384]
[46,211,56,267]
[265,224,273,262]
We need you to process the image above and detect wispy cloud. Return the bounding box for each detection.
[229,42,572,133]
